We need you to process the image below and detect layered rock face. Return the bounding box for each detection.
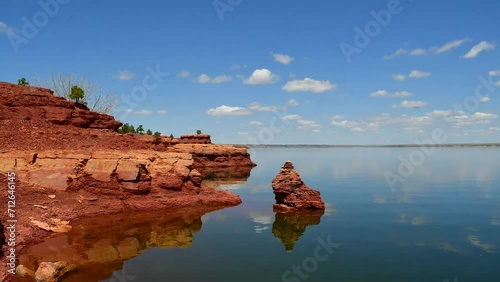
[170,144,256,167]
[272,161,325,211]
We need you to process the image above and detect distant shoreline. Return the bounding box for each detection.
[238,143,500,148]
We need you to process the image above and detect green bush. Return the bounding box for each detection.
[69,85,85,105]
[18,78,29,86]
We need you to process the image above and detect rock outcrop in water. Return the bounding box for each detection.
[272,161,325,211]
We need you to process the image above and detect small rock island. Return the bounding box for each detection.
[272,161,325,211]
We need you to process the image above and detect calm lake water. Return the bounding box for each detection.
[19,148,500,282]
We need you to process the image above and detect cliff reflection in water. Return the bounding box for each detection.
[272,210,325,251]
[197,166,253,189]
[18,207,219,281]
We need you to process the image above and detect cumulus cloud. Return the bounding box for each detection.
[409,70,431,78]
[393,100,429,109]
[249,121,264,126]
[351,127,365,132]
[410,48,427,56]
[480,97,491,103]
[197,74,232,84]
[431,37,471,54]
[273,53,294,65]
[489,70,500,76]
[206,105,252,116]
[386,38,471,59]
[157,110,167,115]
[178,71,190,78]
[331,120,362,128]
[125,109,152,115]
[248,102,279,112]
[113,70,136,81]
[392,74,407,81]
[383,48,409,60]
[392,70,431,81]
[463,41,496,59]
[287,98,300,106]
[282,78,337,93]
[297,119,322,130]
[331,115,344,120]
[282,114,302,120]
[0,22,14,34]
[244,69,279,85]
[445,112,498,127]
[370,90,412,98]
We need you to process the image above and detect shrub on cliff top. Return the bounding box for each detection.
[69,85,85,105]
[18,78,30,86]
[196,129,202,134]
[153,131,162,143]
[35,74,118,114]
[146,129,153,135]
[118,123,136,134]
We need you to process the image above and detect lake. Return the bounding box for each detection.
[19,148,500,282]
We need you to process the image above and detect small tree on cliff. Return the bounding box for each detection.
[18,78,29,86]
[196,129,202,134]
[69,86,85,105]
[137,125,144,134]
[118,123,137,134]
[153,131,161,143]
[169,133,174,139]
[146,129,153,135]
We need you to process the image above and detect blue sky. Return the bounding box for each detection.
[1,0,499,144]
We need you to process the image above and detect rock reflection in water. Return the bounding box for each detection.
[272,210,324,251]
[16,206,224,282]
[197,166,253,189]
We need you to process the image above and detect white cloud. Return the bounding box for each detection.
[351,127,365,132]
[283,114,302,120]
[393,70,431,81]
[445,112,498,128]
[480,97,491,103]
[426,110,454,117]
[157,110,167,115]
[273,53,294,65]
[410,48,427,56]
[297,119,322,130]
[393,100,428,109]
[331,120,362,128]
[409,70,431,78]
[244,69,278,85]
[206,105,252,116]
[282,78,337,93]
[287,98,300,106]
[230,64,247,70]
[392,74,407,81]
[370,90,412,98]
[331,115,344,120]
[463,41,496,59]
[249,121,264,126]
[248,102,279,112]
[312,129,321,133]
[0,22,14,34]
[432,37,471,54]
[489,70,500,76]
[113,70,136,81]
[497,81,500,87]
[178,71,190,78]
[383,48,409,60]
[197,74,232,84]
[126,109,152,115]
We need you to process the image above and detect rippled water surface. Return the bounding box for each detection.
[20,148,500,281]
